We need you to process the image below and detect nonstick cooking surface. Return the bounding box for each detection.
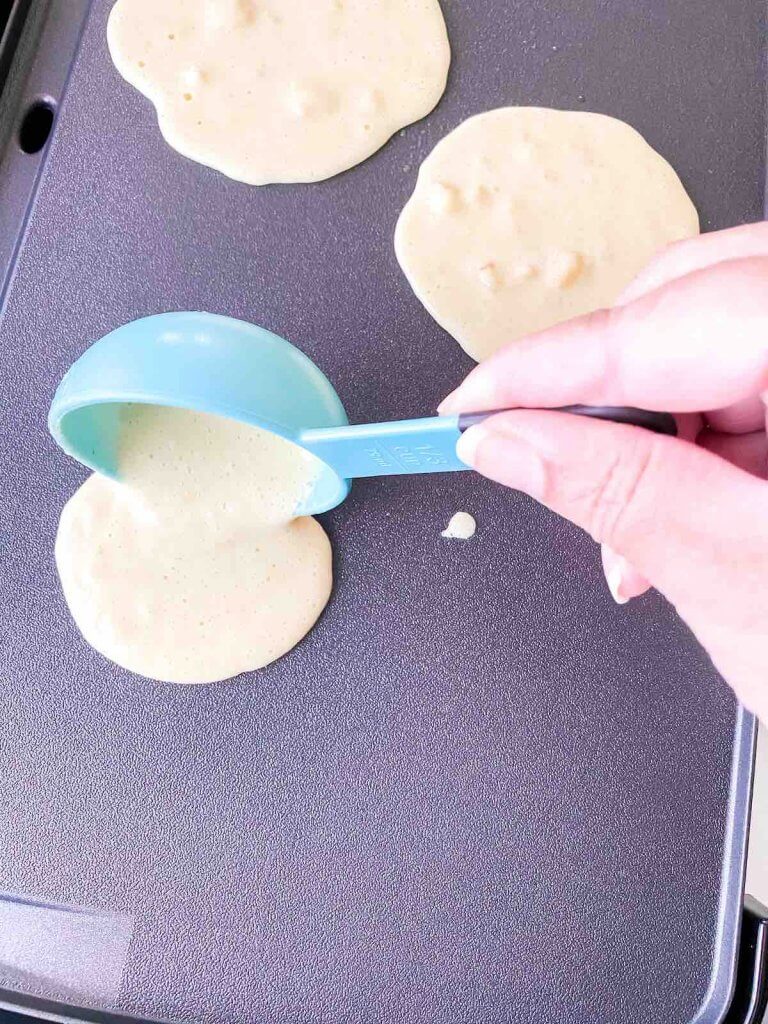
[0,1,764,1022]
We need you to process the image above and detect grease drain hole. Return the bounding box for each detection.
[18,99,55,154]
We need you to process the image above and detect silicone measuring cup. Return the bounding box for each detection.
[49,312,676,515]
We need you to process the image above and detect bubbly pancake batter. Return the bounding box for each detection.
[107,0,450,185]
[395,107,699,361]
[55,406,332,684]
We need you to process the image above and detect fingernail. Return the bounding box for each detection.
[438,371,495,415]
[438,387,461,415]
[605,558,632,605]
[455,426,482,465]
[456,424,547,500]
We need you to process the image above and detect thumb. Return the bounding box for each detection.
[456,411,768,620]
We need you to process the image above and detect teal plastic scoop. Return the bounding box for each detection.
[48,312,676,515]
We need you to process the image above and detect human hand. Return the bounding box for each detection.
[440,222,768,722]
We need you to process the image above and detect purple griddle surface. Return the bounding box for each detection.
[0,2,764,1022]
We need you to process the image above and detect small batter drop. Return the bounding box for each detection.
[55,405,332,684]
[107,0,451,185]
[441,511,476,540]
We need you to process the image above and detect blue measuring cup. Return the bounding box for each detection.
[48,312,676,515]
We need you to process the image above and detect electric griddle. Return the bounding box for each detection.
[0,2,767,1022]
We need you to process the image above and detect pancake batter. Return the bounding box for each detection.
[107,0,451,185]
[395,107,699,361]
[55,405,332,684]
[441,511,476,540]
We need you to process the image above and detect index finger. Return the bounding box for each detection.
[439,255,768,415]
[618,221,768,304]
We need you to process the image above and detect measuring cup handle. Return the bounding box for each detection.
[458,405,678,437]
